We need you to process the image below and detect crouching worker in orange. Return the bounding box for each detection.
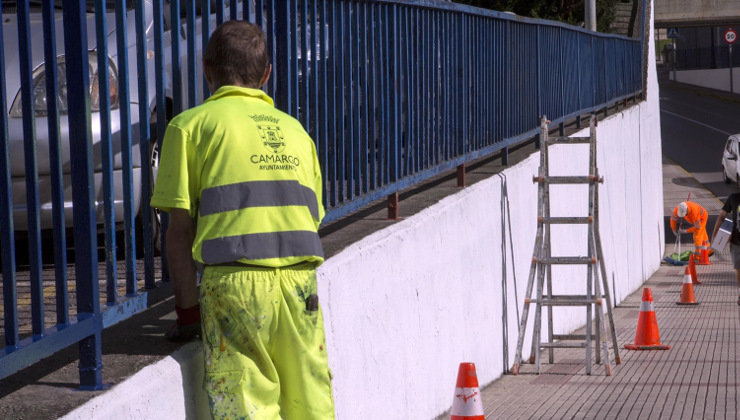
[151,21,335,419]
[671,201,710,259]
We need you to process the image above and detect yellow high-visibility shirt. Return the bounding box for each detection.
[151,86,325,267]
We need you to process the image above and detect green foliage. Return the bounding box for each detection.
[454,0,619,33]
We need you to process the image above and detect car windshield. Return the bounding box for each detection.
[1,1,135,13]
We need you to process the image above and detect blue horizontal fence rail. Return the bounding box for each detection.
[0,0,644,388]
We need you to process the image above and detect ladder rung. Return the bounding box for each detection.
[536,257,597,265]
[532,295,602,306]
[553,334,596,341]
[540,342,587,349]
[534,176,599,184]
[546,136,591,145]
[539,216,592,225]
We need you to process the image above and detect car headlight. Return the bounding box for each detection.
[9,52,119,118]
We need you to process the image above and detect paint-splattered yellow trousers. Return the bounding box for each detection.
[200,264,335,420]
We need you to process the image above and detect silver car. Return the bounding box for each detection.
[2,1,217,247]
[722,134,740,185]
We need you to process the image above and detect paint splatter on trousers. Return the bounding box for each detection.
[200,264,335,420]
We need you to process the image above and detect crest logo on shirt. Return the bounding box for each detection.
[257,124,285,153]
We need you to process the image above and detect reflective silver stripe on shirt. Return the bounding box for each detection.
[201,230,324,264]
[199,180,319,220]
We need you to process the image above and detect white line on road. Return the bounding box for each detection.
[660,109,732,136]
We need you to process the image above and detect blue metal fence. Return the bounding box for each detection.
[0,0,645,388]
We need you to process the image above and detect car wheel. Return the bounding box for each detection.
[724,165,731,184]
[136,140,162,257]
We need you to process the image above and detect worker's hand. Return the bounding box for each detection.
[677,228,688,234]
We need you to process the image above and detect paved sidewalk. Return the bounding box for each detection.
[470,160,739,419]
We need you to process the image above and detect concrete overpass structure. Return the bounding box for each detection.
[654,0,740,27]
[655,0,740,92]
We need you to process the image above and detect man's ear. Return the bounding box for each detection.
[259,64,272,88]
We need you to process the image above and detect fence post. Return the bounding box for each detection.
[0,5,18,350]
[62,0,103,390]
[274,1,291,112]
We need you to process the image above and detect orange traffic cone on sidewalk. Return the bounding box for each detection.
[450,362,484,420]
[677,265,700,305]
[697,248,711,265]
[624,288,671,350]
[688,254,701,284]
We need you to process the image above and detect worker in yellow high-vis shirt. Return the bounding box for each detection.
[151,21,334,420]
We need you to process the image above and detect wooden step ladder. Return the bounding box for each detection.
[511,115,620,376]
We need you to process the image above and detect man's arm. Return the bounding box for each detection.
[167,208,199,309]
[711,209,728,243]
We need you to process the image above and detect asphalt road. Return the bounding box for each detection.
[659,81,740,202]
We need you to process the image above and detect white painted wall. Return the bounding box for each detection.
[672,67,740,94]
[61,3,663,420]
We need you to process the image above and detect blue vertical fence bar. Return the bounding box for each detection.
[171,0,184,115]
[187,0,198,108]
[274,1,290,113]
[62,0,103,390]
[347,1,356,198]
[0,4,18,351]
[230,0,238,21]
[154,0,168,290]
[136,0,154,289]
[115,0,138,296]
[289,0,299,117]
[17,0,44,339]
[300,0,309,131]
[311,0,320,160]
[94,0,117,305]
[319,0,329,207]
[326,0,336,206]
[360,2,369,191]
[390,5,400,184]
[42,0,69,325]
[256,0,264,27]
[368,2,377,190]
[336,1,345,201]
[404,7,413,176]
[216,0,225,25]
[202,0,211,100]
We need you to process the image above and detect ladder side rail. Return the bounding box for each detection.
[593,173,621,364]
[511,218,544,374]
[587,119,598,369]
[545,181,555,365]
[589,114,612,374]
[589,115,621,368]
[532,116,551,372]
[538,116,554,370]
[511,152,548,374]
[585,232,594,375]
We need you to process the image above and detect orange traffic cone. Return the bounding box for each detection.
[624,288,671,350]
[677,266,699,305]
[697,248,711,265]
[450,362,484,420]
[688,254,701,284]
